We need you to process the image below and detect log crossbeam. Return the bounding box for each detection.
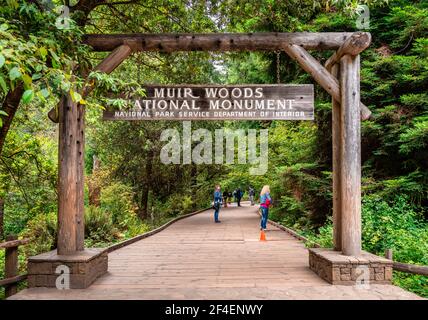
[83,32,368,52]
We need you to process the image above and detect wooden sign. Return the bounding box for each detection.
[103,84,314,121]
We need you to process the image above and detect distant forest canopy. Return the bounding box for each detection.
[0,0,427,297]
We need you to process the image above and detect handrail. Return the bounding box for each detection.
[0,235,30,298]
[385,249,428,276]
[0,238,30,249]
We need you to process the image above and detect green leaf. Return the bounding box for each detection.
[32,73,42,81]
[9,67,22,81]
[0,110,8,116]
[40,88,50,98]
[39,47,48,60]
[0,54,5,68]
[71,91,82,103]
[0,75,7,94]
[22,74,32,88]
[21,89,34,104]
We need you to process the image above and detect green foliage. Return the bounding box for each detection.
[100,182,136,226]
[20,212,57,257]
[361,196,428,264]
[0,0,87,105]
[163,194,194,217]
[99,182,149,239]
[84,206,119,246]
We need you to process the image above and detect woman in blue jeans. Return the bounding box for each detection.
[259,185,272,231]
[213,185,222,223]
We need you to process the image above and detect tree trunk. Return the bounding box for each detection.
[139,187,149,220]
[88,154,101,207]
[0,197,4,240]
[139,150,153,220]
[0,85,24,155]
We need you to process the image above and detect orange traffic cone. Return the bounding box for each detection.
[260,230,267,241]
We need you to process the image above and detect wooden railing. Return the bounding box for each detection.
[0,235,30,298]
[384,249,428,276]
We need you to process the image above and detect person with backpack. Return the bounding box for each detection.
[228,191,233,205]
[259,185,272,231]
[248,186,255,206]
[222,189,229,208]
[213,185,222,223]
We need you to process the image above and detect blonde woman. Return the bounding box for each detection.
[259,185,272,231]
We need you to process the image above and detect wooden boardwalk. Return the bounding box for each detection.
[11,203,421,299]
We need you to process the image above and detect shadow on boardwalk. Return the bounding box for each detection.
[10,203,422,300]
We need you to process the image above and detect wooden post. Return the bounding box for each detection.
[57,94,85,255]
[331,63,342,251]
[55,45,132,255]
[5,235,18,297]
[385,249,393,260]
[340,54,361,256]
[75,101,85,251]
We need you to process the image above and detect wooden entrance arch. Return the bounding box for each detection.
[31,32,374,288]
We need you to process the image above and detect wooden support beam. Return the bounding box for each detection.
[331,63,342,252]
[48,44,132,123]
[282,43,371,120]
[91,44,133,74]
[83,32,367,52]
[57,94,85,255]
[5,235,18,297]
[340,54,362,257]
[325,32,371,71]
[0,274,27,287]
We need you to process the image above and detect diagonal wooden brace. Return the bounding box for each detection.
[48,44,133,123]
[282,43,371,120]
[325,31,371,72]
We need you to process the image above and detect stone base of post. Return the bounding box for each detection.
[27,248,108,289]
[308,248,392,285]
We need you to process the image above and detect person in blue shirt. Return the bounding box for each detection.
[259,185,272,231]
[235,187,243,207]
[213,185,222,223]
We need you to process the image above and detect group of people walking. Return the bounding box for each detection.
[212,185,272,231]
[221,188,245,207]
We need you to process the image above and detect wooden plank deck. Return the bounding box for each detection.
[10,203,422,299]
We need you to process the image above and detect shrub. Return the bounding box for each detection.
[100,182,137,227]
[163,194,194,217]
[84,206,119,246]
